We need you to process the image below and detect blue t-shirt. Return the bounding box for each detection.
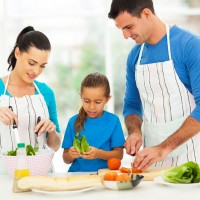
[123,25,200,122]
[62,111,125,172]
[0,78,60,132]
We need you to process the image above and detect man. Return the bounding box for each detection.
[108,0,200,170]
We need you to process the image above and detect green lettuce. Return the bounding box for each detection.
[162,161,200,183]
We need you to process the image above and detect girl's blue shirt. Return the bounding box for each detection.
[62,111,125,172]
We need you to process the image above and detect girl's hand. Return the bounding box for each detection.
[68,147,82,159]
[34,119,56,136]
[0,107,18,126]
[81,146,99,160]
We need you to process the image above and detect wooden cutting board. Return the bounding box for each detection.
[98,167,170,181]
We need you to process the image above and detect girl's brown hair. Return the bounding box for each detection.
[74,72,110,132]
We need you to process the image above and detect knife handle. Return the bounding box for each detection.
[8,106,17,129]
[35,116,41,136]
[37,116,41,124]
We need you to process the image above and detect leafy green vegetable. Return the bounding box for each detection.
[80,135,90,153]
[7,149,17,156]
[162,161,200,183]
[6,145,39,156]
[26,145,36,156]
[73,133,90,154]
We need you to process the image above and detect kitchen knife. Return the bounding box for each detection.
[9,106,20,144]
[35,116,41,136]
[35,116,41,148]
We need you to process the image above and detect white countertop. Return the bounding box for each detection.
[0,173,200,200]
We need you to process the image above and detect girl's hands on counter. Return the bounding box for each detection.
[0,107,18,126]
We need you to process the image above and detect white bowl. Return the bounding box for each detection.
[101,174,144,190]
[1,149,55,177]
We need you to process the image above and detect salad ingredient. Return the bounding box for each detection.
[7,149,17,156]
[80,135,90,153]
[73,133,90,154]
[132,167,142,173]
[103,172,118,181]
[7,145,39,156]
[115,174,131,181]
[107,158,121,170]
[119,167,131,173]
[162,161,200,183]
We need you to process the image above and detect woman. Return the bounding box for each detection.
[0,26,61,172]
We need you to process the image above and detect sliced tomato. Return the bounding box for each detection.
[119,167,131,173]
[132,167,142,173]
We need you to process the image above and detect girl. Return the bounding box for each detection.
[0,26,61,173]
[62,72,125,172]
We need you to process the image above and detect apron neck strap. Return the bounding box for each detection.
[166,23,172,60]
[137,43,145,65]
[137,23,172,65]
[33,82,42,95]
[4,73,11,95]
[4,72,42,95]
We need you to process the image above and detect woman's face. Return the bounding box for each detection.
[81,87,111,118]
[14,46,50,83]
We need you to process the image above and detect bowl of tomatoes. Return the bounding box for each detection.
[101,172,144,190]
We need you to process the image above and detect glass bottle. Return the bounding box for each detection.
[12,143,30,193]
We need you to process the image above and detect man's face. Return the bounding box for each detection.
[114,10,152,44]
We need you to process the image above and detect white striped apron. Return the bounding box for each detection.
[135,24,200,167]
[0,73,49,173]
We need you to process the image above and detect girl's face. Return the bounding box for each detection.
[81,87,111,118]
[14,46,50,84]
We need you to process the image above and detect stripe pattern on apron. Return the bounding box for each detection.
[0,73,51,173]
[135,24,200,167]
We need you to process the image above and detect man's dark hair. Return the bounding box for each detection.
[108,0,155,19]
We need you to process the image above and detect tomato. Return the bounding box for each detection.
[107,158,121,170]
[119,167,131,173]
[103,172,118,181]
[132,167,142,173]
[115,174,131,181]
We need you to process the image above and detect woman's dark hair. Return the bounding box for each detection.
[108,0,155,19]
[74,72,110,132]
[7,26,51,70]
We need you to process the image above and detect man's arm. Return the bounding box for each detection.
[124,114,143,155]
[134,116,200,170]
[159,116,200,154]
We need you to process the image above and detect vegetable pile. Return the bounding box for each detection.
[7,145,39,156]
[73,132,90,154]
[162,161,200,183]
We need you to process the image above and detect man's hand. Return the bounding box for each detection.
[133,145,170,171]
[124,132,142,155]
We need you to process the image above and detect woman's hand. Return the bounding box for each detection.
[0,107,18,126]
[34,119,56,136]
